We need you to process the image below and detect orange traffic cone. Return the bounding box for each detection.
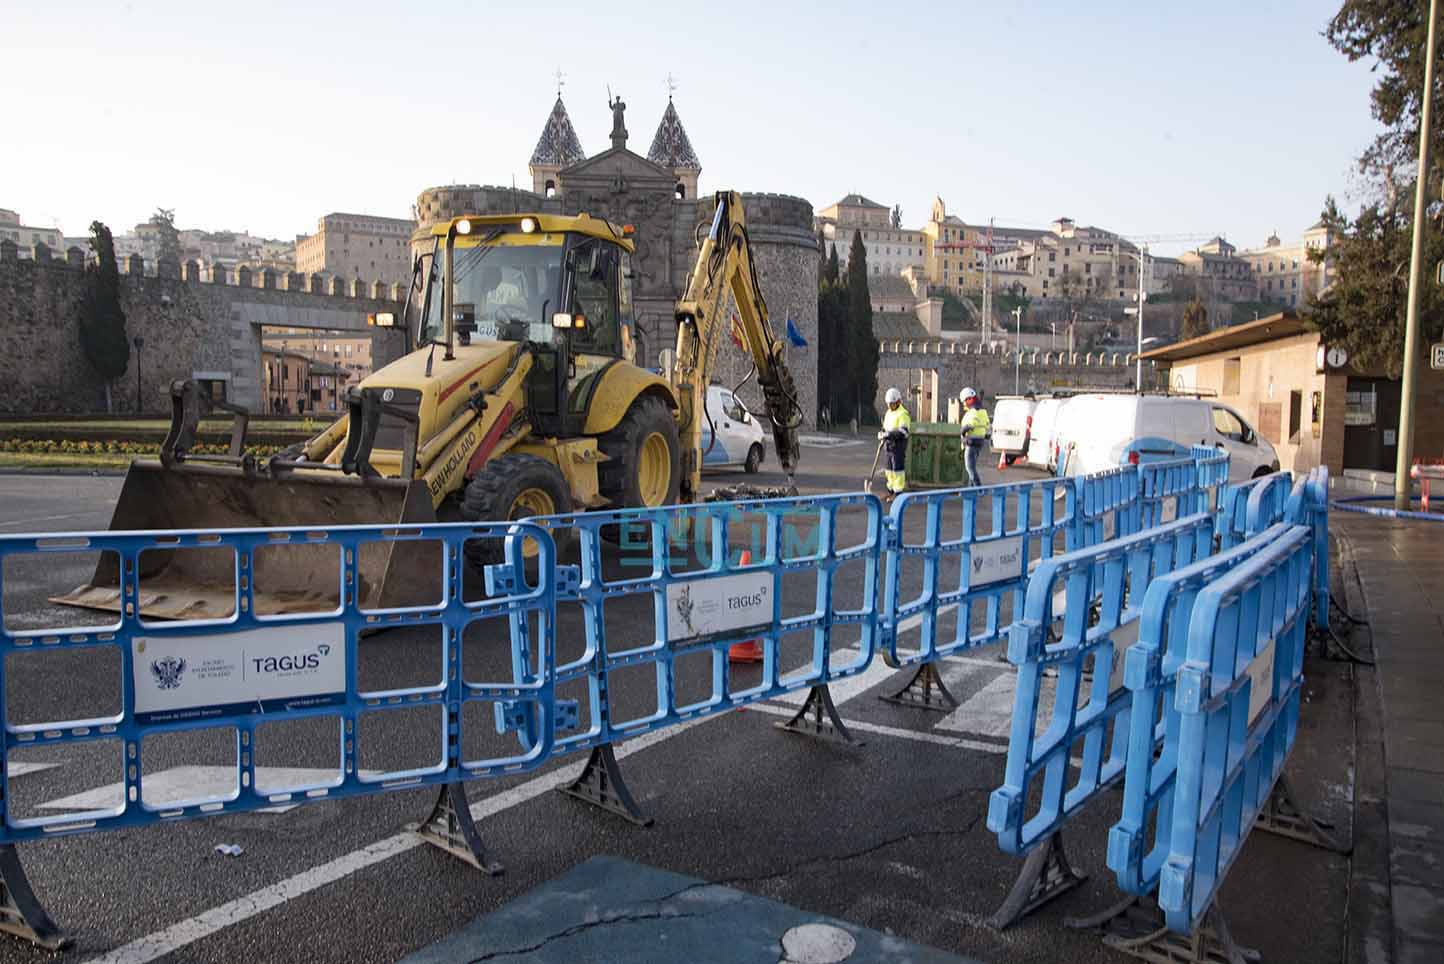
[728,550,764,663]
[997,451,1008,471]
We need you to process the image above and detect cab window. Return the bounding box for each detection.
[569,242,620,356]
[1211,405,1250,443]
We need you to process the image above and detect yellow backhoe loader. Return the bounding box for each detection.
[56,192,802,618]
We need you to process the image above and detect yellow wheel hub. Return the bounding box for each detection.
[638,432,672,506]
[509,486,556,560]
[510,487,556,520]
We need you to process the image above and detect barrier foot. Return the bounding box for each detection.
[988,832,1087,930]
[407,782,504,875]
[878,662,957,712]
[1256,773,1350,853]
[776,684,864,747]
[558,745,653,827]
[0,845,68,951]
[1068,895,1259,964]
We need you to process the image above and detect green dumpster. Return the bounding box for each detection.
[906,422,965,488]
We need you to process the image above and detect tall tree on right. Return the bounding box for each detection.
[846,229,879,424]
[79,221,131,412]
[1311,1,1444,376]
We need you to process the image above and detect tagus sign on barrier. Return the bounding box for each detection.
[967,534,1025,587]
[665,570,771,640]
[133,623,347,723]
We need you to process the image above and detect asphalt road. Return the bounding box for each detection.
[0,444,1356,964]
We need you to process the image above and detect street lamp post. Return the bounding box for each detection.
[1013,306,1023,394]
[1120,248,1150,392]
[133,335,145,413]
[1397,0,1439,510]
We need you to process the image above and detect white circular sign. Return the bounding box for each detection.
[382,388,395,402]
[780,923,856,963]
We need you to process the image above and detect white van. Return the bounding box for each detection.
[701,384,766,473]
[991,396,1038,465]
[1053,394,1279,482]
[1026,397,1068,471]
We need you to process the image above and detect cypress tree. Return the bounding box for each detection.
[79,221,131,412]
[846,230,879,424]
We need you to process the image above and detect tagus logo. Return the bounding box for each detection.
[726,587,767,611]
[251,643,331,675]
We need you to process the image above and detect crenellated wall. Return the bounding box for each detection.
[874,338,1160,421]
[0,240,407,415]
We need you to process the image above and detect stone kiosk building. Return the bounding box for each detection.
[414,94,819,426]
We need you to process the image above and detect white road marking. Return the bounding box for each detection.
[82,713,725,964]
[0,511,110,530]
[76,591,1058,961]
[746,703,1005,754]
[936,673,1017,738]
[6,761,59,778]
[40,767,380,816]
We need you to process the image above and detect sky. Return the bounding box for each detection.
[2,0,1386,256]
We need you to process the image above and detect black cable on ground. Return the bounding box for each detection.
[1331,594,1369,626]
[1326,533,1377,666]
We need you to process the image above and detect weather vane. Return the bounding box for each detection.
[665,72,678,99]
[554,67,565,98]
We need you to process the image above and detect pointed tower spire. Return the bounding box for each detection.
[647,92,701,199]
[529,95,586,197]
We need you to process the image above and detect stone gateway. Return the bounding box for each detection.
[414,94,820,427]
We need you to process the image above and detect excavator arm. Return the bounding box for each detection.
[672,191,803,502]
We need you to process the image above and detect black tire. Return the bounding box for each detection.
[1005,454,1019,466]
[1251,465,1273,478]
[744,443,763,474]
[460,454,572,571]
[597,394,681,508]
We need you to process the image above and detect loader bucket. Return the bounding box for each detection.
[51,460,441,619]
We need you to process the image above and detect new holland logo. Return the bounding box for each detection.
[150,654,187,690]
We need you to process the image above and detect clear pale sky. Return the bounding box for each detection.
[3,0,1383,256]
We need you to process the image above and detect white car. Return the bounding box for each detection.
[701,384,766,473]
[1053,394,1279,482]
[1026,397,1068,471]
[991,396,1038,465]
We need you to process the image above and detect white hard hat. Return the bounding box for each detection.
[885,387,902,404]
[960,387,978,402]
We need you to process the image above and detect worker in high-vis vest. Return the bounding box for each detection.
[879,387,911,497]
[960,387,990,486]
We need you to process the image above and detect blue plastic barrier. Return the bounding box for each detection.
[1158,525,1314,932]
[530,492,884,751]
[0,520,559,844]
[1106,522,1297,897]
[1217,471,1290,550]
[1070,464,1141,550]
[881,477,1075,666]
[1189,445,1230,518]
[1287,467,1330,631]
[1139,458,1200,530]
[1244,471,1293,537]
[986,512,1216,857]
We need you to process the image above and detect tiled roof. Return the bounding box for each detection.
[837,194,888,209]
[872,312,930,340]
[530,97,587,168]
[646,99,700,170]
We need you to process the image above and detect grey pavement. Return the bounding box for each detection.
[1335,510,1444,964]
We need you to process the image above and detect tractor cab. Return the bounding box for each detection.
[402,213,639,437]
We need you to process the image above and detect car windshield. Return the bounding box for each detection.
[420,240,565,345]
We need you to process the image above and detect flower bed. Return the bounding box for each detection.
[0,438,284,459]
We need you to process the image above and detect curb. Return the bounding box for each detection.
[0,466,128,478]
[1333,528,1396,964]
[1331,496,1444,522]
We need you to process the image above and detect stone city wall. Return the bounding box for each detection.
[0,240,406,415]
[875,338,1158,421]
